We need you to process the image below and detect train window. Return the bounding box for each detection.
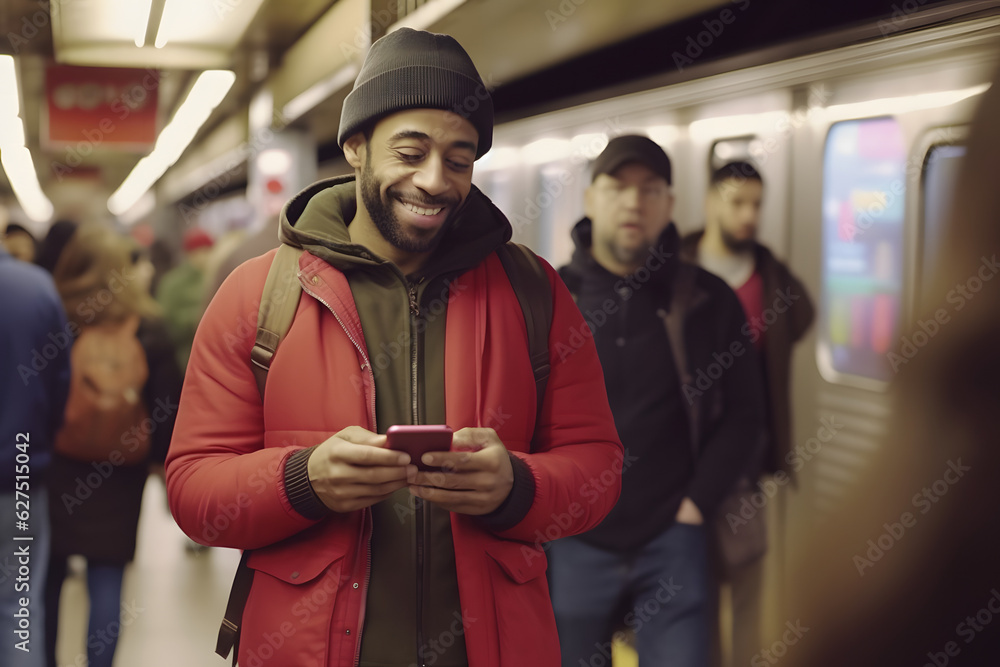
[710,136,757,170]
[921,143,966,298]
[818,117,907,386]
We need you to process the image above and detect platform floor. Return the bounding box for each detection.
[53,475,240,667]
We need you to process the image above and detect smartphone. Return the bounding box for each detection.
[386,425,454,472]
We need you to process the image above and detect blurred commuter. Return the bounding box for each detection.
[554,135,766,667]
[166,28,621,667]
[3,222,39,263]
[44,224,182,667]
[155,227,214,372]
[0,210,71,667]
[34,220,78,275]
[147,237,174,296]
[201,214,280,306]
[681,161,814,667]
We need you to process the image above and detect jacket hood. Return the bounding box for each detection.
[564,216,681,286]
[278,174,512,279]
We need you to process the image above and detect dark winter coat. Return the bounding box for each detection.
[681,231,815,474]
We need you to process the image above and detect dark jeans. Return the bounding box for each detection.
[549,522,710,667]
[45,558,125,667]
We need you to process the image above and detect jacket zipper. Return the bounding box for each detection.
[408,280,428,667]
[300,280,377,429]
[353,510,373,667]
[298,279,376,667]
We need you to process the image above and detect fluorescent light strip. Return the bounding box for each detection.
[134,0,155,47]
[814,84,991,122]
[0,56,53,223]
[119,191,156,226]
[154,0,176,48]
[282,63,359,124]
[387,0,468,33]
[108,69,236,217]
[689,111,787,142]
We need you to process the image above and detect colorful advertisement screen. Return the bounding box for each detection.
[820,118,906,384]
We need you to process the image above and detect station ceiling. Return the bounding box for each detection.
[0,0,746,224]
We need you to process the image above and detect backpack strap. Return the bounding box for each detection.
[658,261,700,456]
[496,242,553,420]
[217,245,303,664]
[215,550,253,665]
[250,244,304,401]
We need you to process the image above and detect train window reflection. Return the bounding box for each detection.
[921,143,966,299]
[818,117,907,386]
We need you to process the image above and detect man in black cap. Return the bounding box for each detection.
[166,28,622,667]
[554,135,766,666]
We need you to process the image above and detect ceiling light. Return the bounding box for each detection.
[689,112,787,142]
[812,84,991,122]
[388,0,469,32]
[0,56,53,223]
[282,63,359,124]
[134,0,155,47]
[109,70,236,217]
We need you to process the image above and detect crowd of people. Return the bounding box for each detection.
[0,213,230,667]
[2,25,995,667]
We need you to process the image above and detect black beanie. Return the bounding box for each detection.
[338,28,493,158]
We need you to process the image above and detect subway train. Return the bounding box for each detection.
[422,4,1000,648]
[460,1,1000,567]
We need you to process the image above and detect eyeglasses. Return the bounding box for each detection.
[596,182,670,199]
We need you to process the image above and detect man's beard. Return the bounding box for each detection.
[359,159,458,255]
[599,235,652,269]
[720,226,756,253]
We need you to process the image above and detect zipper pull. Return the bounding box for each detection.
[408,283,420,317]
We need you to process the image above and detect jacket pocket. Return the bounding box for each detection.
[240,537,348,666]
[486,540,559,666]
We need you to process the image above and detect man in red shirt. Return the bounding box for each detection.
[681,160,815,667]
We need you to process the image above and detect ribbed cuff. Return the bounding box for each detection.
[478,453,536,532]
[282,446,330,521]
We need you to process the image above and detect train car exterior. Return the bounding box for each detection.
[467,6,1000,641]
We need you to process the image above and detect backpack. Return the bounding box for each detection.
[216,242,553,664]
[56,315,151,465]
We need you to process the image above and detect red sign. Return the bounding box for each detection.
[45,65,159,150]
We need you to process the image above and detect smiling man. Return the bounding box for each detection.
[166,28,622,667]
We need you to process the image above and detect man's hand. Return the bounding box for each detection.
[407,427,514,515]
[675,496,704,525]
[308,426,416,513]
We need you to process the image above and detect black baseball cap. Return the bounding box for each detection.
[591,134,672,185]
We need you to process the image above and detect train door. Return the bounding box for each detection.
[783,67,989,574]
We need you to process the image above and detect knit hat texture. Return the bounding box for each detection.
[338,28,493,158]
